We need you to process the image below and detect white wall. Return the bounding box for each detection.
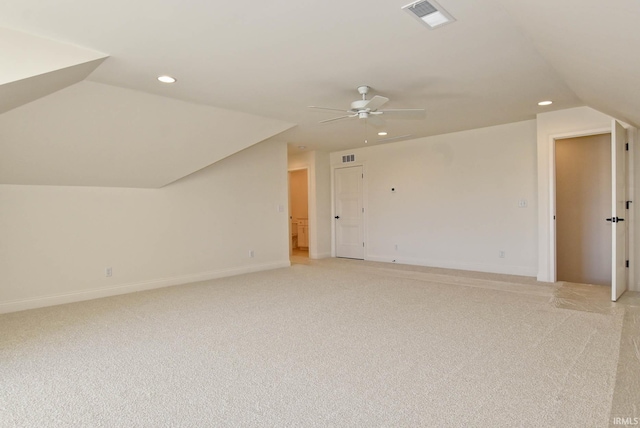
[288,150,331,259]
[330,120,538,276]
[313,151,332,258]
[0,140,290,313]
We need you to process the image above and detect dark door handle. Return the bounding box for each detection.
[335,216,340,219]
[606,217,625,223]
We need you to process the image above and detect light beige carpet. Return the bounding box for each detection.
[1,258,639,427]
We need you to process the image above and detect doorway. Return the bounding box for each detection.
[550,120,628,301]
[555,133,612,286]
[289,169,309,261]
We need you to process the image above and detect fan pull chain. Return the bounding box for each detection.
[364,117,368,144]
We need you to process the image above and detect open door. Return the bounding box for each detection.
[611,120,627,301]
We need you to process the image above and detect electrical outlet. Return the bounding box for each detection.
[394,244,398,251]
[105,267,113,277]
[249,250,255,258]
[499,250,506,258]
[518,199,528,208]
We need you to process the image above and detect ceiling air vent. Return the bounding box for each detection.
[342,154,355,163]
[402,0,456,29]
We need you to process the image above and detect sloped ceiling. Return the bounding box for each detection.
[0,27,106,113]
[0,81,293,188]
[0,27,293,188]
[0,60,105,115]
[0,0,639,187]
[493,0,640,128]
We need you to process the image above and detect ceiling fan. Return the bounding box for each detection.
[308,86,425,127]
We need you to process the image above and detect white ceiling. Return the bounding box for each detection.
[1,0,639,185]
[0,81,293,188]
[0,27,107,113]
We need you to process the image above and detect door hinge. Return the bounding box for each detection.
[362,173,364,178]
[626,201,633,210]
[626,260,629,268]
[363,242,365,247]
[362,207,364,213]
[626,143,629,151]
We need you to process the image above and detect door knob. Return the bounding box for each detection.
[335,216,340,219]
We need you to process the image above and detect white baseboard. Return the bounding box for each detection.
[310,252,331,260]
[365,255,537,277]
[0,260,291,315]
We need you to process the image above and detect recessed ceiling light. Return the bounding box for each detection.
[538,100,553,106]
[157,75,177,84]
[403,0,456,29]
[378,132,388,136]
[297,145,306,150]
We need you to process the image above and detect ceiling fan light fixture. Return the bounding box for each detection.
[403,0,456,29]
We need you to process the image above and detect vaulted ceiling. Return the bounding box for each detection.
[1,0,639,187]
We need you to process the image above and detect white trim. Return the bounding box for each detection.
[627,127,636,291]
[0,261,291,314]
[310,252,331,259]
[366,255,537,277]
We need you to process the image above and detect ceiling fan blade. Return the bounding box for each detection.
[308,106,350,113]
[319,115,356,124]
[362,95,389,111]
[378,109,426,120]
[377,134,414,143]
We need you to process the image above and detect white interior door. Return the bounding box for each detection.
[335,166,364,259]
[611,120,627,301]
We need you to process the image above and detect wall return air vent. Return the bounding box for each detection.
[342,154,355,163]
[402,0,456,29]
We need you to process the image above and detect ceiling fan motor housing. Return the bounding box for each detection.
[351,99,370,111]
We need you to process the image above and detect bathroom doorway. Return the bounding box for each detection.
[288,168,309,261]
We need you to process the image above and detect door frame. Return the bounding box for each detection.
[288,167,310,256]
[547,127,628,285]
[331,163,367,258]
